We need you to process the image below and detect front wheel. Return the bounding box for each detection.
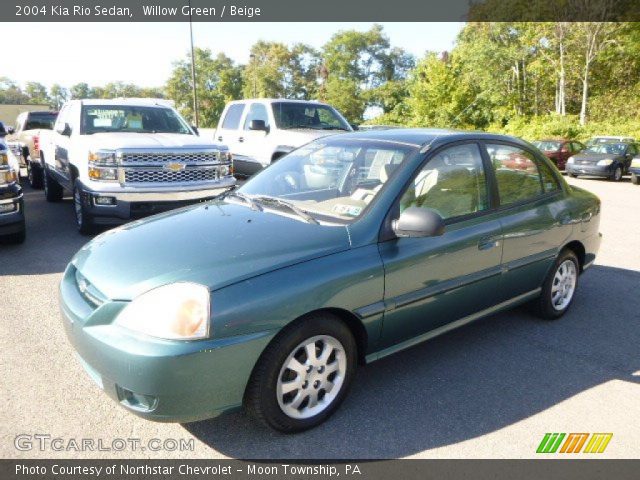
[610,165,623,182]
[631,173,639,185]
[245,313,357,433]
[43,166,63,202]
[532,249,579,320]
[73,184,95,235]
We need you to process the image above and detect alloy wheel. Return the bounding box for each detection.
[276,335,346,419]
[551,259,577,311]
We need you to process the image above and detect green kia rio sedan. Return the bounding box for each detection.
[60,129,601,432]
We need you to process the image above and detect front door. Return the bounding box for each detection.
[378,142,503,349]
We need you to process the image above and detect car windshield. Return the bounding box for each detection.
[271,102,350,131]
[534,141,562,151]
[584,143,626,155]
[237,138,419,224]
[25,112,57,130]
[80,105,192,135]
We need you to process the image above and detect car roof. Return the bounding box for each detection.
[229,98,330,106]
[70,98,174,108]
[329,128,531,149]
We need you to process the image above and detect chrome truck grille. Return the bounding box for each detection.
[117,149,224,186]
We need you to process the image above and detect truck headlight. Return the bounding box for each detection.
[88,150,117,165]
[0,168,17,186]
[88,150,118,181]
[88,167,118,181]
[0,152,8,166]
[596,159,613,166]
[567,157,575,164]
[114,283,210,340]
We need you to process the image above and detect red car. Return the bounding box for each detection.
[532,139,585,171]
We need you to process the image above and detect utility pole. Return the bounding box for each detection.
[188,0,199,127]
[250,53,257,97]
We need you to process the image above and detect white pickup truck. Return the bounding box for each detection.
[214,99,352,176]
[39,98,235,233]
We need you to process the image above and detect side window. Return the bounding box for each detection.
[243,103,270,130]
[572,142,584,152]
[399,143,489,221]
[221,104,244,130]
[538,159,561,192]
[487,144,545,205]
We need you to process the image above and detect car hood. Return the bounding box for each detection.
[71,200,352,301]
[571,152,623,163]
[75,132,221,151]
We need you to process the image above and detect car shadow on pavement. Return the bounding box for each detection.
[183,264,640,459]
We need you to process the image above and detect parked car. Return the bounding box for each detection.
[532,139,585,171]
[566,141,638,181]
[214,99,352,176]
[39,98,235,234]
[0,122,25,244]
[586,135,635,146]
[61,129,601,432]
[6,110,58,188]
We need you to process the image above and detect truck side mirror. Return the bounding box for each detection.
[7,127,15,135]
[191,126,200,136]
[57,123,72,136]
[393,207,445,238]
[249,120,268,132]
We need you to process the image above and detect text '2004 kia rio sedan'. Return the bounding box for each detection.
[60,129,601,432]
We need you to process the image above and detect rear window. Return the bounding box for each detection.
[25,113,57,130]
[221,104,245,130]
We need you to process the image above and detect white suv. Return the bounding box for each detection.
[214,99,352,176]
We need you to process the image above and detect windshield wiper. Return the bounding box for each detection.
[320,126,349,131]
[252,196,319,225]
[226,191,262,211]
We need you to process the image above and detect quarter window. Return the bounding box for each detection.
[486,144,545,205]
[244,103,270,130]
[221,104,245,130]
[400,144,489,220]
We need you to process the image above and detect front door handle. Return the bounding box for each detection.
[217,136,223,142]
[478,236,501,251]
[238,137,244,143]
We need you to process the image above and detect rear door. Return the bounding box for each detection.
[215,103,245,155]
[52,104,73,187]
[378,142,504,349]
[484,142,568,301]
[238,102,271,167]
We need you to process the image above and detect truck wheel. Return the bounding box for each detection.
[43,166,63,202]
[27,162,43,189]
[245,313,357,433]
[632,173,639,185]
[73,184,95,235]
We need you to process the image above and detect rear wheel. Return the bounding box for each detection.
[532,249,579,320]
[245,313,357,433]
[27,161,43,189]
[43,166,63,202]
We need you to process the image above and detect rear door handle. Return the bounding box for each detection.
[217,136,223,142]
[478,236,501,251]
[238,137,244,143]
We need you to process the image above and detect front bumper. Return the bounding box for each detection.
[566,163,613,177]
[59,265,275,422]
[77,178,236,224]
[0,183,25,235]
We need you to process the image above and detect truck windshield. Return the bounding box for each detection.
[25,112,57,130]
[271,102,350,131]
[80,105,192,135]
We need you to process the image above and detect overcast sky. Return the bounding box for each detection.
[0,22,463,89]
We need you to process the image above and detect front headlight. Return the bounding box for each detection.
[597,159,614,166]
[0,168,17,186]
[0,151,8,166]
[88,150,118,181]
[114,283,211,340]
[567,157,575,164]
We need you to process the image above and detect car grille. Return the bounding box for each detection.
[124,166,218,184]
[120,151,218,165]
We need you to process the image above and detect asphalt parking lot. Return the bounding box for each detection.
[1,176,639,459]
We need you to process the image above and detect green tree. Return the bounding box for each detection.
[25,82,50,104]
[70,83,92,99]
[49,84,69,109]
[166,48,243,127]
[0,77,29,104]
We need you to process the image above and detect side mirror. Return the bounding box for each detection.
[249,119,268,132]
[57,123,72,136]
[7,127,15,135]
[350,124,359,131]
[393,207,445,238]
[191,125,200,136]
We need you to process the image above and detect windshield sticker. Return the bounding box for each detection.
[333,204,362,216]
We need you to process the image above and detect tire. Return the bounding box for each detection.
[245,313,357,433]
[73,183,95,235]
[532,249,579,320]
[0,220,26,244]
[610,165,623,182]
[43,166,63,202]
[632,173,639,185]
[27,161,43,189]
